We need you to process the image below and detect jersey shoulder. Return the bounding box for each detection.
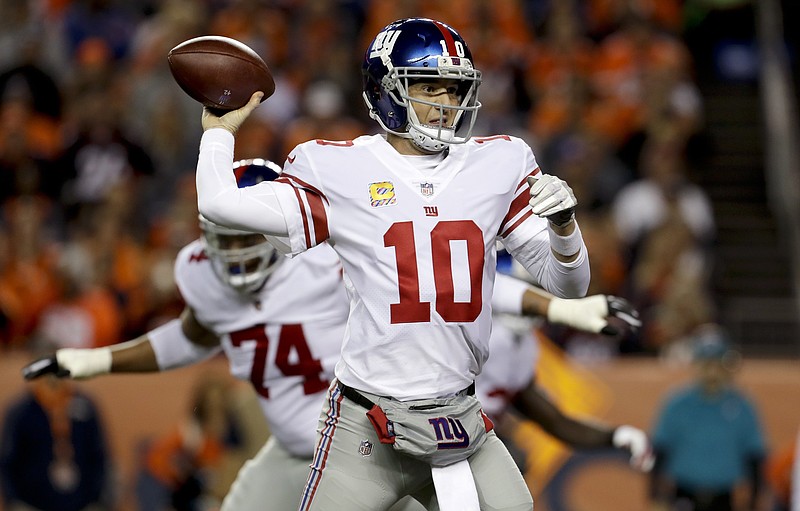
[174,239,228,308]
[461,134,538,176]
[282,135,383,192]
[290,134,379,157]
[465,134,531,152]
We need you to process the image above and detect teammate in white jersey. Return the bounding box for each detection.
[194,17,590,510]
[22,160,351,511]
[487,275,654,473]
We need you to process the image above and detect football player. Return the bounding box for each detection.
[194,16,590,511]
[23,163,646,510]
[197,18,589,510]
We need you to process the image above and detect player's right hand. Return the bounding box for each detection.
[22,348,112,381]
[201,91,264,134]
[527,174,577,227]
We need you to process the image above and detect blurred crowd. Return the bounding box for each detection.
[2,1,795,510]
[0,0,743,358]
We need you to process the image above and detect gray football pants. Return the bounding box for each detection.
[298,381,533,511]
[220,436,310,511]
[219,423,427,511]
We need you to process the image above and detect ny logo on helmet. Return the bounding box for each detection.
[369,29,400,59]
[428,417,470,449]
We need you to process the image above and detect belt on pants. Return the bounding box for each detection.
[337,381,475,410]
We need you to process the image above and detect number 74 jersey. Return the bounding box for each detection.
[174,241,348,457]
[272,134,551,401]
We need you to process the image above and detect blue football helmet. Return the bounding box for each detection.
[362,18,482,153]
[199,158,283,293]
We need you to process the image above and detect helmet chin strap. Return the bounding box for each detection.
[409,124,454,153]
[405,102,457,153]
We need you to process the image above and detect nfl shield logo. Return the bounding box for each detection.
[420,182,434,197]
[359,439,373,457]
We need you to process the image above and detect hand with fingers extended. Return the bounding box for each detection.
[201,91,265,135]
[546,294,641,336]
[22,348,112,381]
[527,174,577,227]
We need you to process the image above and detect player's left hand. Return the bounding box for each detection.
[547,295,641,335]
[612,425,655,472]
[22,348,112,380]
[201,91,264,134]
[605,296,642,334]
[22,355,69,380]
[527,174,577,227]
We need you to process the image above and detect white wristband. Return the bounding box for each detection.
[148,318,221,370]
[56,348,112,379]
[547,220,583,257]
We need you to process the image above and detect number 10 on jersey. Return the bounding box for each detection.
[384,220,484,324]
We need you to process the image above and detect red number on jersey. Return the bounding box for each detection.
[275,324,328,395]
[229,324,327,398]
[385,220,484,324]
[384,222,430,323]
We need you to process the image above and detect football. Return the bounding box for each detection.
[167,35,275,112]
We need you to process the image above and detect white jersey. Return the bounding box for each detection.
[270,133,584,400]
[475,316,540,420]
[174,240,348,457]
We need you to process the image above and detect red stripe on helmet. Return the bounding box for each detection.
[432,20,458,56]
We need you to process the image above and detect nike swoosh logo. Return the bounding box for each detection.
[288,155,296,164]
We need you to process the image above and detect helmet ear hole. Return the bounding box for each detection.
[369,82,381,101]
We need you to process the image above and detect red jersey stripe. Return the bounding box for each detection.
[515,167,541,193]
[501,189,531,229]
[280,173,329,205]
[306,191,330,244]
[501,210,533,238]
[290,187,313,249]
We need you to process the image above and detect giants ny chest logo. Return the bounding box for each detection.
[428,417,469,449]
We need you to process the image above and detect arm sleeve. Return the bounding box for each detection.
[503,221,590,298]
[491,273,531,315]
[148,319,223,370]
[196,129,290,236]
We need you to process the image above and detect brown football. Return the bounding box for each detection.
[167,35,275,112]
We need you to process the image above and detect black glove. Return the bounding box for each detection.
[601,296,642,336]
[22,355,70,380]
